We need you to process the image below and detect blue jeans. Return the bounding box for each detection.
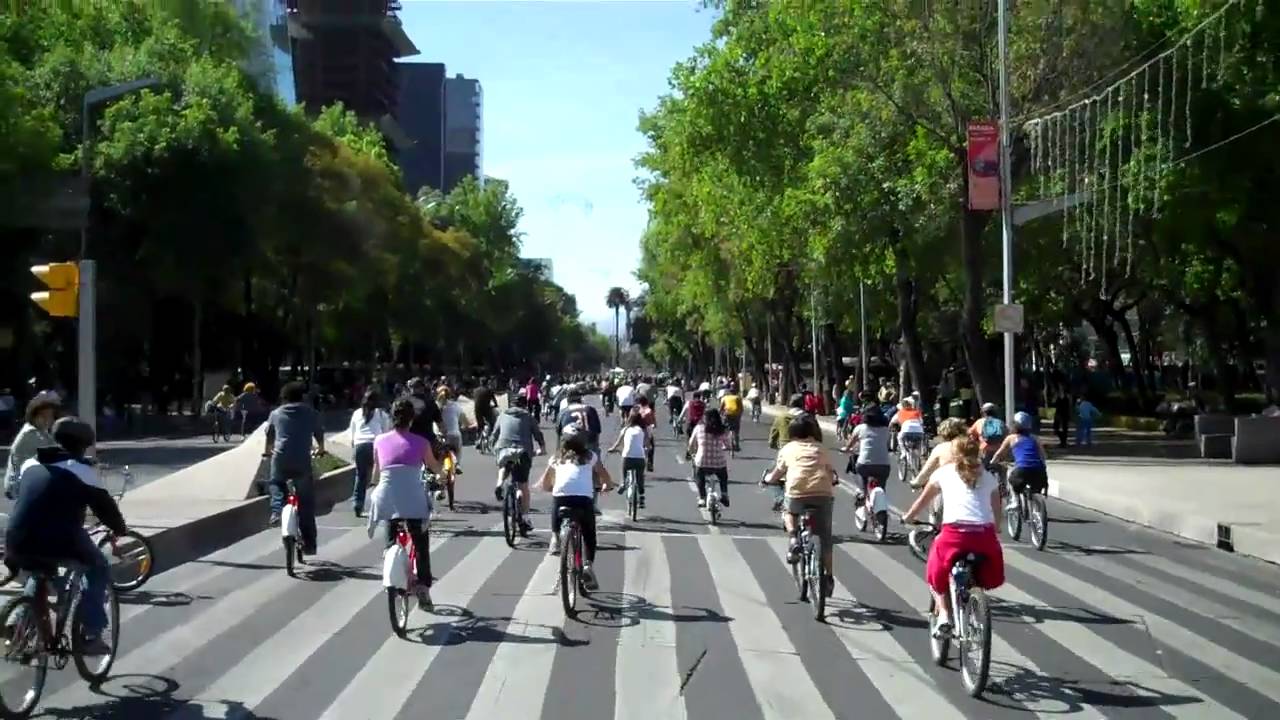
[1075,420,1094,446]
[23,529,110,636]
[352,442,374,512]
[269,459,318,551]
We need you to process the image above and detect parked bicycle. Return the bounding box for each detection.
[0,553,120,718]
[905,519,993,698]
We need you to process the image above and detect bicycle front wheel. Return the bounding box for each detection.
[809,539,825,622]
[283,537,296,577]
[71,583,119,683]
[1004,493,1023,541]
[502,485,517,548]
[98,530,154,592]
[959,590,992,697]
[559,529,576,617]
[0,596,47,718]
[627,474,638,522]
[387,588,410,638]
[1029,494,1048,551]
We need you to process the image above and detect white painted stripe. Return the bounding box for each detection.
[1007,550,1280,707]
[317,534,512,720]
[843,543,1106,720]
[741,537,957,718]
[40,527,375,711]
[1123,551,1280,618]
[700,537,836,720]
[615,532,683,720]
[462,550,563,720]
[164,569,386,718]
[1025,548,1280,649]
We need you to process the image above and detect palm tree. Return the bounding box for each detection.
[606,286,629,365]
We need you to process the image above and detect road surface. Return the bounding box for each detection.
[3,407,1278,719]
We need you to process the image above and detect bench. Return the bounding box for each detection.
[1232,416,1280,464]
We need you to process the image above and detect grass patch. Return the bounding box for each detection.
[313,452,349,476]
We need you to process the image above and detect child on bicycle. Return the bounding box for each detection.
[607,409,650,508]
[901,434,1004,638]
[539,430,613,590]
[761,416,838,592]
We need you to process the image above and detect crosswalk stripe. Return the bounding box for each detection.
[462,549,564,720]
[748,537,960,718]
[1007,549,1280,705]
[317,531,511,720]
[700,536,836,720]
[615,531,684,720]
[841,542,1108,720]
[1120,551,1280,618]
[38,526,377,712]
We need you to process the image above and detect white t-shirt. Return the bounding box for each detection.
[619,426,647,459]
[936,464,998,526]
[349,408,390,445]
[746,387,761,401]
[665,384,683,399]
[616,385,636,406]
[551,453,598,497]
[440,401,463,436]
[898,418,925,435]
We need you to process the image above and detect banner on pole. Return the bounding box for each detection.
[967,120,1000,210]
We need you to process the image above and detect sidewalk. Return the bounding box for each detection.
[762,405,1280,565]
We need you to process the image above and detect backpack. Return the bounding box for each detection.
[981,417,1007,442]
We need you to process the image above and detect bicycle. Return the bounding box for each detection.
[1004,477,1048,551]
[498,454,528,548]
[903,520,992,698]
[0,554,120,718]
[557,513,590,618]
[430,450,457,512]
[207,405,232,443]
[383,519,425,638]
[898,435,927,484]
[704,479,723,526]
[620,464,640,522]
[475,426,492,456]
[906,493,943,562]
[88,466,154,592]
[853,474,890,543]
[281,482,306,577]
[750,400,761,423]
[766,486,827,622]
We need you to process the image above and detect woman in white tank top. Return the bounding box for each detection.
[902,434,1005,636]
[537,432,614,590]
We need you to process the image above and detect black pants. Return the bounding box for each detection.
[622,457,647,497]
[552,496,597,562]
[386,519,432,587]
[695,466,728,500]
[1053,412,1070,446]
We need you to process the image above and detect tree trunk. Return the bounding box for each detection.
[893,240,935,412]
[191,296,203,413]
[613,308,621,366]
[959,208,1001,403]
[1083,312,1126,387]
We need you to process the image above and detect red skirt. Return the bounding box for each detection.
[925,523,1004,594]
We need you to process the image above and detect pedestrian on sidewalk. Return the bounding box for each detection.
[349,390,390,518]
[1075,396,1101,447]
[1052,386,1072,448]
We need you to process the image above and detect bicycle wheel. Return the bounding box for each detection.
[1028,493,1048,551]
[791,544,806,600]
[97,530,154,592]
[446,477,456,512]
[907,528,931,562]
[928,596,950,666]
[559,528,578,616]
[708,497,720,526]
[283,537,296,577]
[0,596,47,718]
[809,538,825,622]
[502,483,517,548]
[960,590,992,697]
[874,511,888,543]
[71,583,119,682]
[627,472,638,522]
[387,588,410,638]
[1004,491,1022,541]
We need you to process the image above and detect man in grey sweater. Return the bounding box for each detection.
[263,382,325,553]
[488,394,545,530]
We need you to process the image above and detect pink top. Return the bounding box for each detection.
[526,382,541,402]
[374,429,429,467]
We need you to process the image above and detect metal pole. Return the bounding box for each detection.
[766,314,774,403]
[78,261,96,430]
[859,281,868,394]
[79,103,90,260]
[810,287,819,396]
[997,0,1017,424]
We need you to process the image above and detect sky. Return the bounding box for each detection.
[397,0,718,332]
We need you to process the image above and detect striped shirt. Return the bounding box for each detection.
[690,424,730,469]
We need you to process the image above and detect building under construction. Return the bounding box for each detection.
[286,0,418,144]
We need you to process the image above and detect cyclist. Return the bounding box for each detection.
[263,382,326,553]
[349,390,390,518]
[4,394,59,500]
[472,380,498,441]
[490,393,546,533]
[616,380,637,420]
[403,378,441,446]
[5,417,125,654]
[368,399,443,610]
[992,411,1049,511]
[607,408,650,508]
[209,384,236,439]
[538,430,613,590]
[835,389,857,439]
[969,402,1008,469]
[911,417,970,488]
[719,385,744,452]
[524,377,542,422]
[891,397,928,470]
[556,389,602,454]
[665,380,684,431]
[770,392,823,449]
[746,383,762,422]
[436,387,470,471]
[841,404,892,495]
[678,391,708,459]
[901,433,1004,638]
[601,376,616,416]
[761,415,838,595]
[688,408,732,508]
[634,396,657,471]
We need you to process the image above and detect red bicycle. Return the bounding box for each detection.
[384,521,424,638]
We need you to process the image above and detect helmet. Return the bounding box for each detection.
[698,382,711,392]
[1013,411,1034,430]
[243,382,256,393]
[981,402,998,415]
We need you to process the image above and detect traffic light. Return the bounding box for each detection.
[30,262,79,318]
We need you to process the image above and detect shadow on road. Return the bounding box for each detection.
[34,674,280,720]
[982,661,1203,714]
[991,601,1134,627]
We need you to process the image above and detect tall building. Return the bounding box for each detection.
[443,74,483,192]
[395,62,446,197]
[286,0,418,142]
[231,0,297,104]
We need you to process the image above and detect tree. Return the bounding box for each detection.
[605,286,629,366]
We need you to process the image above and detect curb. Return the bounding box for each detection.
[142,463,355,576]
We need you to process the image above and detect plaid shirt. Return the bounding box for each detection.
[690,425,730,469]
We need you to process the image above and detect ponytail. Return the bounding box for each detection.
[950,434,984,488]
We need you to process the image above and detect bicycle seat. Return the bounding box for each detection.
[960,551,986,566]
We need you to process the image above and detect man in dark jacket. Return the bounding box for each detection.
[6,417,125,654]
[263,382,325,552]
[404,377,441,445]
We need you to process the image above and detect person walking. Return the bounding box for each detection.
[349,390,389,517]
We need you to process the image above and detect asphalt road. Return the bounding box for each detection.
[4,405,1279,719]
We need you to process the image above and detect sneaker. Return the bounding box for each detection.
[520,520,533,536]
[932,614,953,639]
[720,494,730,508]
[639,495,646,509]
[78,634,112,656]
[268,514,281,528]
[697,498,706,508]
[617,484,627,495]
[416,587,434,612]
[582,565,599,592]
[353,508,363,518]
[549,534,562,556]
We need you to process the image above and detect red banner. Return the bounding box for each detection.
[967,121,1000,211]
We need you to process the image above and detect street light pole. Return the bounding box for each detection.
[77,77,161,430]
[997,0,1017,424]
[859,281,868,394]
[810,286,819,397]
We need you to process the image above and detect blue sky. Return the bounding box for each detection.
[397,0,717,331]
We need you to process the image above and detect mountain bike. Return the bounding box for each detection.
[792,504,829,621]
[383,520,424,638]
[90,465,154,592]
[1004,476,1048,551]
[558,514,589,618]
[0,554,120,718]
[906,520,992,698]
[281,483,305,577]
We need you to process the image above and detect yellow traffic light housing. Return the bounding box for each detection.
[30,262,80,317]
